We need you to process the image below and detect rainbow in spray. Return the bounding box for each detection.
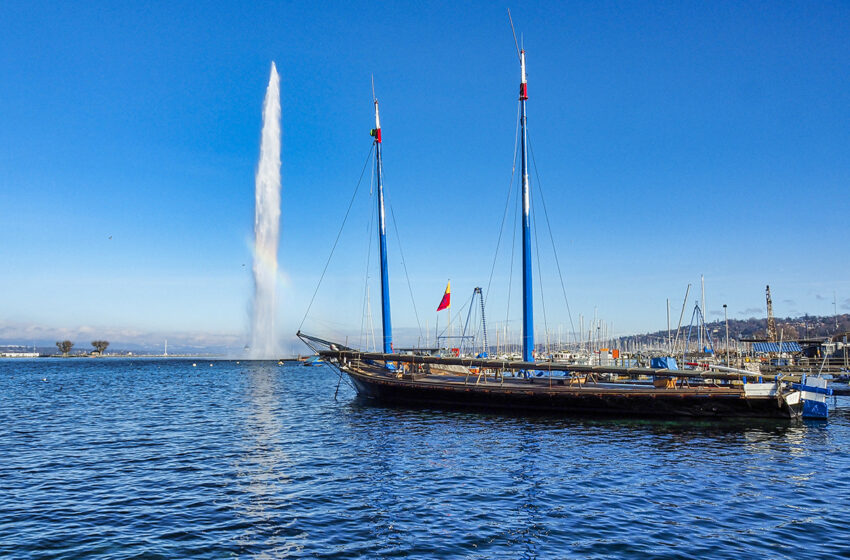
[249,62,281,358]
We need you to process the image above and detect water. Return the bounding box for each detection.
[249,62,282,359]
[1,359,848,559]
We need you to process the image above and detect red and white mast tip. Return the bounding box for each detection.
[370,98,382,143]
[519,49,528,100]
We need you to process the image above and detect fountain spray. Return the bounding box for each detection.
[249,62,281,359]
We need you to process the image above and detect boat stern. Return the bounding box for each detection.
[796,376,831,420]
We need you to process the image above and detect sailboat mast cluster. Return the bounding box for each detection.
[298,27,830,421]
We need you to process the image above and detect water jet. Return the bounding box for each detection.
[249,62,281,359]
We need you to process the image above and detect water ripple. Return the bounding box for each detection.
[1,359,848,559]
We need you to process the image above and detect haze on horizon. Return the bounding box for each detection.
[1,2,848,353]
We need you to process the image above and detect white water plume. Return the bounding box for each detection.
[249,62,282,359]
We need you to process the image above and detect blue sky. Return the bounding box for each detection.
[1,1,848,353]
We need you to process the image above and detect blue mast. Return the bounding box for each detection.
[519,49,534,364]
[371,98,393,354]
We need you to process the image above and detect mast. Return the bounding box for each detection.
[701,274,706,350]
[371,97,393,354]
[519,48,534,363]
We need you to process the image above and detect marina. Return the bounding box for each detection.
[2,3,848,559]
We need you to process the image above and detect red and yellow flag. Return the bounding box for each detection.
[436,281,451,311]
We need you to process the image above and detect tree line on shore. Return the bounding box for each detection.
[621,313,850,349]
[55,340,109,356]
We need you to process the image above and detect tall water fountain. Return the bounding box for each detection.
[249,62,281,359]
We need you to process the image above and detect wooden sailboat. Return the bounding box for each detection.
[298,44,828,420]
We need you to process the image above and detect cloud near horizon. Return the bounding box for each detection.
[739,307,764,317]
[0,321,244,351]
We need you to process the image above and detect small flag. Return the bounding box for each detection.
[437,281,451,311]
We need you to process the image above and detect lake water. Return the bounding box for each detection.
[1,358,848,559]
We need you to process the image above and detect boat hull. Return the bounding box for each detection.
[344,368,800,419]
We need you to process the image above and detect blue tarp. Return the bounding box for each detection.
[752,342,802,353]
[651,357,678,370]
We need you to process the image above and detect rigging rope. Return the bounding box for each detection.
[359,163,377,350]
[298,144,375,331]
[459,289,486,355]
[484,102,522,312]
[389,203,424,342]
[505,170,520,341]
[528,136,577,345]
[531,202,549,355]
[369,147,424,344]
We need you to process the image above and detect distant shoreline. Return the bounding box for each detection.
[0,354,305,361]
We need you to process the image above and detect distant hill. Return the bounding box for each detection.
[618,313,850,349]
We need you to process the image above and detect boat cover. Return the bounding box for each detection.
[752,342,802,353]
[651,357,678,370]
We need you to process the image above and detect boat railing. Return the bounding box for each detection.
[318,347,798,385]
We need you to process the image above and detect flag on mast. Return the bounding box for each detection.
[436,281,451,311]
